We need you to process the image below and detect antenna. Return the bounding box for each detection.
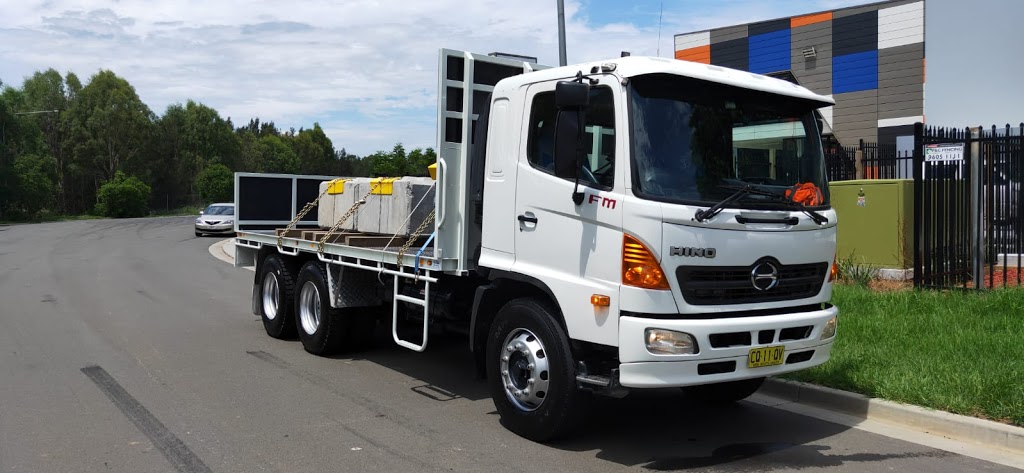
[657,1,664,57]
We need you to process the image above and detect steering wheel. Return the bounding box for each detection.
[580,165,600,184]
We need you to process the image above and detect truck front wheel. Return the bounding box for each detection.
[681,377,765,404]
[485,298,589,442]
[259,254,297,339]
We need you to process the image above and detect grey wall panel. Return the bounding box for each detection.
[832,90,877,107]
[878,43,924,65]
[833,89,877,145]
[710,37,748,70]
[878,66,923,83]
[877,83,924,98]
[878,103,923,119]
[791,21,833,94]
[749,18,790,36]
[711,24,748,44]
[833,11,878,56]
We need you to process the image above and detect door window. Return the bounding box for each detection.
[526,86,616,189]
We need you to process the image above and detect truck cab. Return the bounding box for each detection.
[460,54,838,436]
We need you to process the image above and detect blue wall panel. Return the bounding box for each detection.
[748,29,791,74]
[833,50,878,94]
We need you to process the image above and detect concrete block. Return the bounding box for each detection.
[353,177,436,236]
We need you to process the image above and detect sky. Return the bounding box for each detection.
[2,0,1019,156]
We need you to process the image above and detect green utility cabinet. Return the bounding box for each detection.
[830,179,914,268]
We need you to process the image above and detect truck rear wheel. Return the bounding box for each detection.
[259,254,297,339]
[294,261,357,356]
[681,377,765,404]
[485,298,589,442]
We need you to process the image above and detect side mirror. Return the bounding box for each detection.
[553,80,589,180]
[555,81,589,108]
[553,109,583,179]
[198,209,204,215]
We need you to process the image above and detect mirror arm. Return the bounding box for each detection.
[571,109,585,206]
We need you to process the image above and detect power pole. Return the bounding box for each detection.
[557,0,567,66]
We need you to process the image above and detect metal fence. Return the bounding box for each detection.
[913,123,1023,290]
[824,139,914,182]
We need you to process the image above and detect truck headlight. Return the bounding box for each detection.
[645,329,698,355]
[820,316,838,340]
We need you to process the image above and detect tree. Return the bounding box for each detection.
[406,147,437,176]
[336,148,369,177]
[255,135,299,174]
[21,69,76,213]
[66,70,154,183]
[367,143,406,177]
[10,154,56,219]
[195,163,234,203]
[365,143,436,177]
[95,170,151,218]
[289,123,336,175]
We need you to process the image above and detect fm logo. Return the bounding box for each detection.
[587,194,617,209]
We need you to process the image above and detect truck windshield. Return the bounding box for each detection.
[629,73,830,208]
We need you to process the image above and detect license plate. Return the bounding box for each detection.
[748,345,785,368]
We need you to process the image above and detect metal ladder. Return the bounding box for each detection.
[392,270,431,352]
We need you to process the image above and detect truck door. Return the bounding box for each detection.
[512,77,624,347]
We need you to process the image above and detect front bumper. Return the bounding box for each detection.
[195,223,234,233]
[617,305,838,388]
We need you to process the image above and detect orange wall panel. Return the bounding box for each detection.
[675,45,711,64]
[791,11,832,28]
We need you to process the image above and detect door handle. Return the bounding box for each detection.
[517,214,538,224]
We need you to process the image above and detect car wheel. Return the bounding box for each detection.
[486,298,591,442]
[195,231,203,237]
[259,254,298,339]
[681,377,765,404]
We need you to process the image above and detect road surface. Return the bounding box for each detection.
[0,217,1018,472]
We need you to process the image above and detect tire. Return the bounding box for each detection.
[294,261,351,356]
[485,298,590,442]
[258,254,298,339]
[682,377,765,404]
[195,231,203,237]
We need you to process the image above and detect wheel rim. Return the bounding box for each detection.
[499,328,551,411]
[299,281,321,335]
[262,272,280,320]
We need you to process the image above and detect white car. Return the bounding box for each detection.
[195,203,235,236]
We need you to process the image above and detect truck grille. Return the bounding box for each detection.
[676,261,828,305]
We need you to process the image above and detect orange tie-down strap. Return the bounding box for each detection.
[785,182,824,206]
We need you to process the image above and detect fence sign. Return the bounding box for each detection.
[924,143,965,162]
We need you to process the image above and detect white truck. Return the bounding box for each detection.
[232,49,840,442]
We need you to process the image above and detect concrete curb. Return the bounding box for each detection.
[205,239,1023,458]
[763,378,1024,456]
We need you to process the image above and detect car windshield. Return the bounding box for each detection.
[629,73,830,208]
[204,205,234,216]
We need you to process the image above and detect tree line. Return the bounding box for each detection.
[0,69,436,220]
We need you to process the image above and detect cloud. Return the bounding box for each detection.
[0,0,869,155]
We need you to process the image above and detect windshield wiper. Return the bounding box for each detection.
[717,184,829,225]
[693,185,761,222]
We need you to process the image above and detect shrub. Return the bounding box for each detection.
[95,171,151,218]
[196,164,234,203]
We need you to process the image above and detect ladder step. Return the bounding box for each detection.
[395,294,427,307]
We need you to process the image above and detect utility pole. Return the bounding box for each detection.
[557,0,567,66]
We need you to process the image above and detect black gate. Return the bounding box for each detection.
[913,122,1024,289]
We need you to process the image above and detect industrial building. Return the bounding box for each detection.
[674,0,925,147]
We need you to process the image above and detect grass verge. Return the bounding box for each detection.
[784,284,1024,427]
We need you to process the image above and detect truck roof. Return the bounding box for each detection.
[495,56,835,107]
